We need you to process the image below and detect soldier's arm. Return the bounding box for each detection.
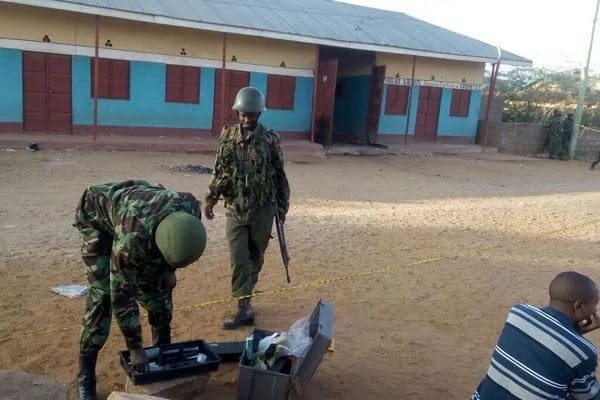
[206,128,228,203]
[110,239,143,350]
[270,132,290,215]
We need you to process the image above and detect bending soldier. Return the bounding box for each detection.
[73,180,206,400]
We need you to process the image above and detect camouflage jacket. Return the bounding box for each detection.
[563,118,574,137]
[207,123,290,214]
[547,116,563,138]
[74,180,200,349]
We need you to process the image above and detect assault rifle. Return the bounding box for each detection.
[275,200,291,283]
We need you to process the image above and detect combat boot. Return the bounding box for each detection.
[151,326,171,346]
[222,298,255,330]
[76,351,98,400]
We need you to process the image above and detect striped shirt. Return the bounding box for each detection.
[472,304,599,400]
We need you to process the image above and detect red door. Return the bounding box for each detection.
[23,52,72,132]
[415,86,441,140]
[212,70,249,134]
[313,59,338,146]
[366,65,385,144]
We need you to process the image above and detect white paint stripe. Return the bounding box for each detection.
[523,305,598,356]
[98,48,221,69]
[513,308,589,360]
[0,37,314,77]
[3,0,533,66]
[495,346,567,389]
[490,359,563,399]
[507,313,583,367]
[224,61,313,77]
[487,364,552,400]
[0,37,93,56]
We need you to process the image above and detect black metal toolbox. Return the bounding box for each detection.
[119,339,220,385]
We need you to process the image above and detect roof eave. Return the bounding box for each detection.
[2,0,533,67]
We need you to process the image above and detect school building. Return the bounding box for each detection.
[0,0,531,146]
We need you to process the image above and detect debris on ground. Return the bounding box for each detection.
[163,164,213,174]
[51,284,89,298]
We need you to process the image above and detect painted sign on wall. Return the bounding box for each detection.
[384,77,482,91]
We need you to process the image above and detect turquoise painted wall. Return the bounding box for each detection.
[332,75,370,141]
[0,48,22,123]
[437,88,481,137]
[249,72,313,132]
[72,57,215,129]
[378,86,481,138]
[378,85,419,135]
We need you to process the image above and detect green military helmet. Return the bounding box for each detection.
[232,86,267,113]
[155,211,207,269]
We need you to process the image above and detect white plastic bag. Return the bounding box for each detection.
[287,317,312,357]
[51,284,89,298]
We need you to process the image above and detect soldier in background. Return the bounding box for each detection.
[204,87,290,330]
[73,180,206,400]
[563,112,574,155]
[546,109,564,159]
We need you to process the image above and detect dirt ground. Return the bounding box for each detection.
[1,147,600,399]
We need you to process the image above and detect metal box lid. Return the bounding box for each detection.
[291,299,334,380]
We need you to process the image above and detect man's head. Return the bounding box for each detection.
[549,271,599,325]
[553,109,562,117]
[567,112,574,119]
[155,211,207,269]
[232,87,266,131]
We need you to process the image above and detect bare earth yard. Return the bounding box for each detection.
[1,148,600,399]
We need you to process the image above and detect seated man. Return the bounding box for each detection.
[472,271,600,400]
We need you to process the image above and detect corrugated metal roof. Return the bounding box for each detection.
[7,0,531,65]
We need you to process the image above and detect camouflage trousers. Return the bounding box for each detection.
[75,188,172,354]
[226,206,274,298]
[548,133,565,158]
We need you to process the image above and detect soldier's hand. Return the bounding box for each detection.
[159,270,177,290]
[204,199,216,220]
[130,347,149,373]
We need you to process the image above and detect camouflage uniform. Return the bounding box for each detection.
[547,114,564,159]
[207,123,290,298]
[563,114,574,152]
[73,180,200,352]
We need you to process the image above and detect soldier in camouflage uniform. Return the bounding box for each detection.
[73,180,206,400]
[563,112,574,154]
[547,109,564,159]
[204,87,290,330]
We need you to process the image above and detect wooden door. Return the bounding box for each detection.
[23,52,72,132]
[212,70,250,134]
[415,86,441,140]
[366,65,385,144]
[313,59,338,146]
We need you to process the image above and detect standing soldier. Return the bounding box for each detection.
[204,87,290,330]
[73,180,207,400]
[563,112,574,154]
[546,109,564,159]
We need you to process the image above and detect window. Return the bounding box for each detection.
[450,89,471,117]
[90,58,129,99]
[266,75,295,110]
[384,85,409,115]
[165,64,200,104]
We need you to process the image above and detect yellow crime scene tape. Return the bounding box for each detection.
[1,218,600,343]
